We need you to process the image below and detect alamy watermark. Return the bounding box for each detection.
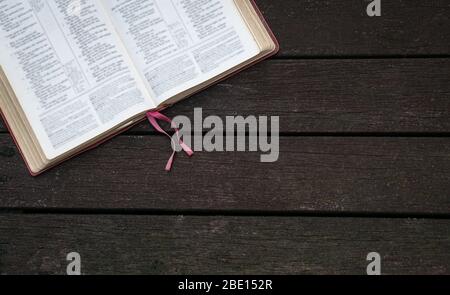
[64,251,381,275]
[366,0,381,17]
[66,252,81,275]
[66,0,82,17]
[170,108,279,163]
[366,252,381,275]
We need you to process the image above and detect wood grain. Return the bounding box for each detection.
[0,0,449,276]
[2,59,449,134]
[257,0,450,57]
[0,214,448,274]
[1,135,449,214]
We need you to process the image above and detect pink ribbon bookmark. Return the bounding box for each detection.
[146,111,194,171]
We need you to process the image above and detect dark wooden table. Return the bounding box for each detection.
[1,0,449,274]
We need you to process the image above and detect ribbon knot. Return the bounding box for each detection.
[146,111,193,171]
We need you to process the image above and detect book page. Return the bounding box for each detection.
[102,0,260,105]
[0,0,156,160]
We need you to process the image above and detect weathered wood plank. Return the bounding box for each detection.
[256,0,450,57]
[2,59,449,134]
[148,59,450,133]
[0,214,448,274]
[1,135,449,213]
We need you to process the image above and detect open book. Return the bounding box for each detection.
[0,0,278,175]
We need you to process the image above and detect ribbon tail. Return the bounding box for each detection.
[146,111,194,171]
[165,151,176,172]
[179,140,194,157]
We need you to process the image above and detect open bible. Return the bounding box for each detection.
[0,0,278,175]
